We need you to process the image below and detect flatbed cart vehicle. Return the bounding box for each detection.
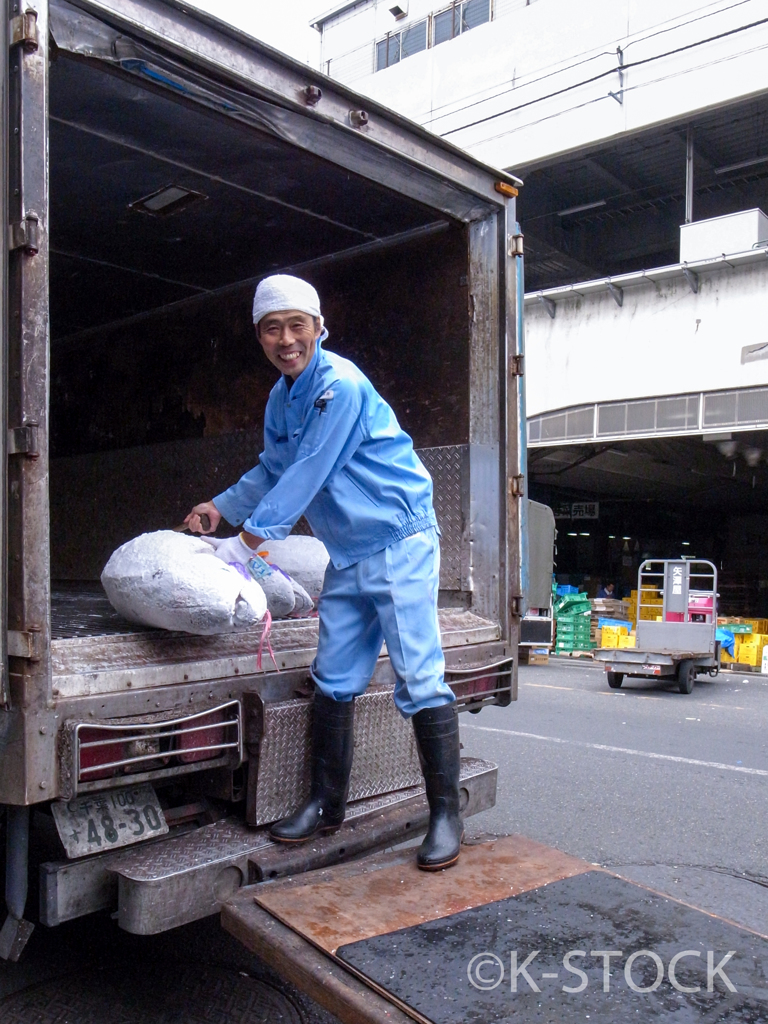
[594,559,720,694]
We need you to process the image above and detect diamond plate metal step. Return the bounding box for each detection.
[108,758,496,935]
[251,689,422,826]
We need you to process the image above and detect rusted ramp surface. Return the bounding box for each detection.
[222,835,592,1024]
[223,835,768,1024]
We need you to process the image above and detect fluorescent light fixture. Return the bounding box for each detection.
[557,200,606,217]
[681,541,690,546]
[714,154,768,175]
[608,535,616,539]
[622,536,631,541]
[567,532,578,536]
[130,184,208,217]
[579,532,590,537]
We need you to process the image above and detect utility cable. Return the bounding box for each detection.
[441,11,768,136]
[424,0,758,124]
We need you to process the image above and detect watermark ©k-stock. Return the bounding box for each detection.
[466,949,737,994]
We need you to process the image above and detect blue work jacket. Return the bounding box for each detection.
[213,334,437,570]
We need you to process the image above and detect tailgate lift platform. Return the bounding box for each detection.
[223,835,768,1024]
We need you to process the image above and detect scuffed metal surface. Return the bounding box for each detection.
[252,691,422,826]
[253,834,591,955]
[51,609,499,696]
[418,446,467,591]
[111,817,274,881]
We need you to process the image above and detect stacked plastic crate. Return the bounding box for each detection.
[554,590,594,655]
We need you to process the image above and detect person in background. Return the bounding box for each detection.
[597,582,616,599]
[185,274,462,871]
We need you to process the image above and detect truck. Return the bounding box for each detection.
[0,0,527,958]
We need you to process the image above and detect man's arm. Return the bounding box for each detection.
[243,378,366,540]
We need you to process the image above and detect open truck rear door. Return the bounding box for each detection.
[2,0,527,950]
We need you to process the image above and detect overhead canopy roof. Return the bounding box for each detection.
[516,92,768,291]
[529,432,768,511]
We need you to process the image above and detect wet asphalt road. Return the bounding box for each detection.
[460,656,768,935]
[1,656,765,1021]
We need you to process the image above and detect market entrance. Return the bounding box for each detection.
[528,431,768,618]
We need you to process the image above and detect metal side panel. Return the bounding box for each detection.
[252,690,421,827]
[416,445,468,591]
[111,758,497,935]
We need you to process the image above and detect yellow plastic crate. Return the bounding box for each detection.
[601,626,628,648]
[720,649,735,664]
[738,644,760,666]
[617,635,636,648]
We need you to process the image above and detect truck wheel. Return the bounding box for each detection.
[677,660,696,694]
[607,672,623,689]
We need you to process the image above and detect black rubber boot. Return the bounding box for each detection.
[270,692,355,843]
[412,703,463,871]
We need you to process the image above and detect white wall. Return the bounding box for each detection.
[318,0,768,171]
[525,259,768,416]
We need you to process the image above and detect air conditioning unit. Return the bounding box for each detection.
[680,208,768,263]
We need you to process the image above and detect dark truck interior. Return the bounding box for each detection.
[47,47,471,639]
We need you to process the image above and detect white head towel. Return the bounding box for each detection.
[252,274,323,327]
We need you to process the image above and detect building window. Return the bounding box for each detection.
[376,18,427,70]
[434,0,489,46]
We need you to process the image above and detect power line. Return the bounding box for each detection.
[424,0,758,126]
[441,11,768,137]
[467,36,768,149]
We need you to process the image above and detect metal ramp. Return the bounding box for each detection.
[223,835,768,1024]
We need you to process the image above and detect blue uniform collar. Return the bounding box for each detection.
[282,328,328,401]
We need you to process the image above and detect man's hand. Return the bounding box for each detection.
[185,501,221,534]
[200,534,254,565]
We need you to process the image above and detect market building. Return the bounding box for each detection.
[311,0,768,612]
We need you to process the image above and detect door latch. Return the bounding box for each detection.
[508,474,525,498]
[510,354,524,377]
[508,233,524,257]
[8,424,39,457]
[9,213,39,253]
[10,10,38,49]
[8,630,41,660]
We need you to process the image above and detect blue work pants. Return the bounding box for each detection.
[311,527,455,717]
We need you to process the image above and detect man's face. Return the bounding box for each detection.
[257,309,321,379]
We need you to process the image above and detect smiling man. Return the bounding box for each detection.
[186,274,462,870]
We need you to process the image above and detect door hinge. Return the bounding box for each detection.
[9,213,39,253]
[508,232,524,257]
[8,424,39,457]
[508,474,525,498]
[8,630,42,660]
[510,595,523,617]
[10,9,38,49]
[510,354,524,377]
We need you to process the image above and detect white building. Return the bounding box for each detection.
[313,0,768,608]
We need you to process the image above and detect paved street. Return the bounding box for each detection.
[1,657,765,1021]
[461,657,768,936]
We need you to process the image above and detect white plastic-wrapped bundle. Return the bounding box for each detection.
[254,535,330,601]
[101,531,267,634]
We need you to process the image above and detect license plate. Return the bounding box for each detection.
[51,783,168,859]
